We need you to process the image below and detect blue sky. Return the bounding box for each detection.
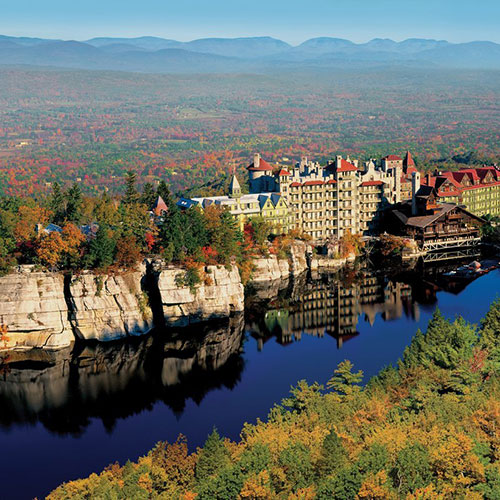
[2,0,499,44]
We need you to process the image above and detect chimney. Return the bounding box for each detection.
[253,153,260,168]
[412,171,421,216]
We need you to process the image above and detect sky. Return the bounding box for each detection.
[1,0,499,44]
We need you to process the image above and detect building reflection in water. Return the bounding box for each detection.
[0,314,245,435]
[247,269,421,350]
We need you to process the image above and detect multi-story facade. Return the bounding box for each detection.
[179,151,420,241]
[177,174,289,234]
[420,166,500,217]
[248,152,416,240]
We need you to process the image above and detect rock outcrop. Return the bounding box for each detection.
[0,267,73,349]
[289,240,309,276]
[155,264,244,327]
[68,266,153,342]
[250,256,290,284]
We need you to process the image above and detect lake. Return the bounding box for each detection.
[0,263,499,499]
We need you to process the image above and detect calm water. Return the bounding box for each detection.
[0,264,499,500]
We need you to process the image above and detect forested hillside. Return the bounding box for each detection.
[48,302,500,499]
[0,67,498,197]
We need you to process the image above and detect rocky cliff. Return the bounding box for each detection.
[0,267,73,349]
[68,266,153,342]
[155,264,244,327]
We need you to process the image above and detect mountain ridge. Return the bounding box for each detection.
[0,35,498,72]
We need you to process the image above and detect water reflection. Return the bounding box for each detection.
[0,314,245,435]
[0,260,493,435]
[245,262,483,350]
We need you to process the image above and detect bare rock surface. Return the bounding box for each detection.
[156,264,244,326]
[68,266,153,341]
[0,267,73,349]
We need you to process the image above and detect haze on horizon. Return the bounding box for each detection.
[2,0,499,44]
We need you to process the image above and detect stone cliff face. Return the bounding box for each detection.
[155,264,244,327]
[0,267,73,349]
[0,240,324,349]
[68,266,153,342]
[248,240,310,299]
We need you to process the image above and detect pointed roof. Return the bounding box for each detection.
[277,168,291,176]
[403,150,415,167]
[153,196,168,215]
[229,174,241,192]
[337,159,358,172]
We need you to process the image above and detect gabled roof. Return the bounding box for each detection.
[290,182,302,188]
[270,193,283,206]
[337,159,358,172]
[277,169,291,176]
[383,154,403,161]
[153,196,168,215]
[402,203,485,229]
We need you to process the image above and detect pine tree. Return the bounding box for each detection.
[316,429,347,476]
[157,180,174,211]
[65,183,82,224]
[86,225,116,269]
[123,170,139,205]
[140,182,156,208]
[327,360,363,395]
[50,182,66,224]
[195,428,230,482]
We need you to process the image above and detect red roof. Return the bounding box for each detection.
[153,196,168,215]
[277,169,291,176]
[327,179,337,184]
[383,154,403,161]
[404,150,415,167]
[247,157,274,171]
[290,182,302,188]
[304,180,324,186]
[361,180,384,187]
[337,159,358,172]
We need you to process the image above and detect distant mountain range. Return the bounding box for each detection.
[0,34,498,73]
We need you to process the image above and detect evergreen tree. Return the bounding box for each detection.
[316,429,347,476]
[50,182,66,224]
[158,204,184,262]
[157,180,174,210]
[327,360,363,395]
[140,182,156,208]
[392,443,432,497]
[277,442,314,492]
[481,298,500,349]
[402,309,476,370]
[85,224,116,269]
[195,429,230,482]
[123,170,139,205]
[65,183,82,224]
